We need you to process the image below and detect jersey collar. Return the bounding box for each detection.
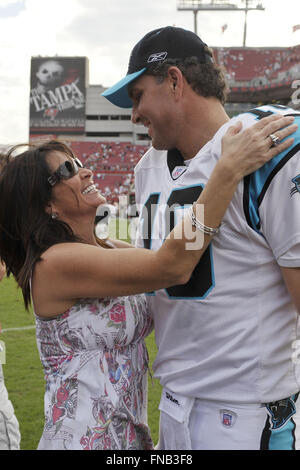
[167,148,187,181]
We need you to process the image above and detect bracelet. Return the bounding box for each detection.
[188,202,220,236]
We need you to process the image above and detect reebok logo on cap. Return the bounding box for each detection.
[147,52,168,63]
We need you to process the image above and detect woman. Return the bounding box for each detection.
[0,114,296,450]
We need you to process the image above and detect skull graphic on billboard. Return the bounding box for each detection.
[36,60,64,93]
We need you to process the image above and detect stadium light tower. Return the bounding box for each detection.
[177,0,265,46]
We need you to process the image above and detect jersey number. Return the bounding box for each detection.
[141,186,214,298]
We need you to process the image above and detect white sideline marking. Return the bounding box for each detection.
[1,325,36,333]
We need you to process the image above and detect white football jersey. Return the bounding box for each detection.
[135,105,300,404]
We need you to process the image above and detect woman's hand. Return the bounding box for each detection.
[220,114,297,180]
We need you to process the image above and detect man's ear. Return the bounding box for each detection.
[167,66,184,97]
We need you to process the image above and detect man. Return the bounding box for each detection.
[102,26,300,450]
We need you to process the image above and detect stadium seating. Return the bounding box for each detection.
[213,44,300,102]
[69,141,149,203]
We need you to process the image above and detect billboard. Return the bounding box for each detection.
[30,57,88,135]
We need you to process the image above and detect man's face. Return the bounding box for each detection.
[129,73,180,150]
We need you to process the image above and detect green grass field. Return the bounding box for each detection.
[0,219,162,450]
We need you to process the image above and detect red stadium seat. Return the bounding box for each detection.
[212,44,300,101]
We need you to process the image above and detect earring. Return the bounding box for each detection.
[51,212,58,219]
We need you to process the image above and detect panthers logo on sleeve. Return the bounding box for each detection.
[266,396,298,430]
[291,174,300,197]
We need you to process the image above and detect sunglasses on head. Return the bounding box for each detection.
[48,157,84,187]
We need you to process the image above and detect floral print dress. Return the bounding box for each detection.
[34,294,154,450]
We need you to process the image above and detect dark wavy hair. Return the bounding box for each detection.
[145,50,228,105]
[0,140,109,310]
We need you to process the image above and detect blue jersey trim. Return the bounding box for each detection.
[243,114,300,234]
[268,418,296,450]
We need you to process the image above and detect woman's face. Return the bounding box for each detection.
[46,151,106,220]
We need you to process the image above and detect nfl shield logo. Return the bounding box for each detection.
[172,166,187,180]
[220,409,237,427]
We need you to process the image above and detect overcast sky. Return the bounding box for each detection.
[0,0,299,145]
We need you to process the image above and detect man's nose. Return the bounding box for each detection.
[131,107,141,125]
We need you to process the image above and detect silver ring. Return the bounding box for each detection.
[269,133,280,147]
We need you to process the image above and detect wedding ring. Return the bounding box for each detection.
[269,133,280,147]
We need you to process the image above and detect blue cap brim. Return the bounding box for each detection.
[101,68,146,108]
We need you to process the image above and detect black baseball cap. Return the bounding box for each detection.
[101,26,212,108]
